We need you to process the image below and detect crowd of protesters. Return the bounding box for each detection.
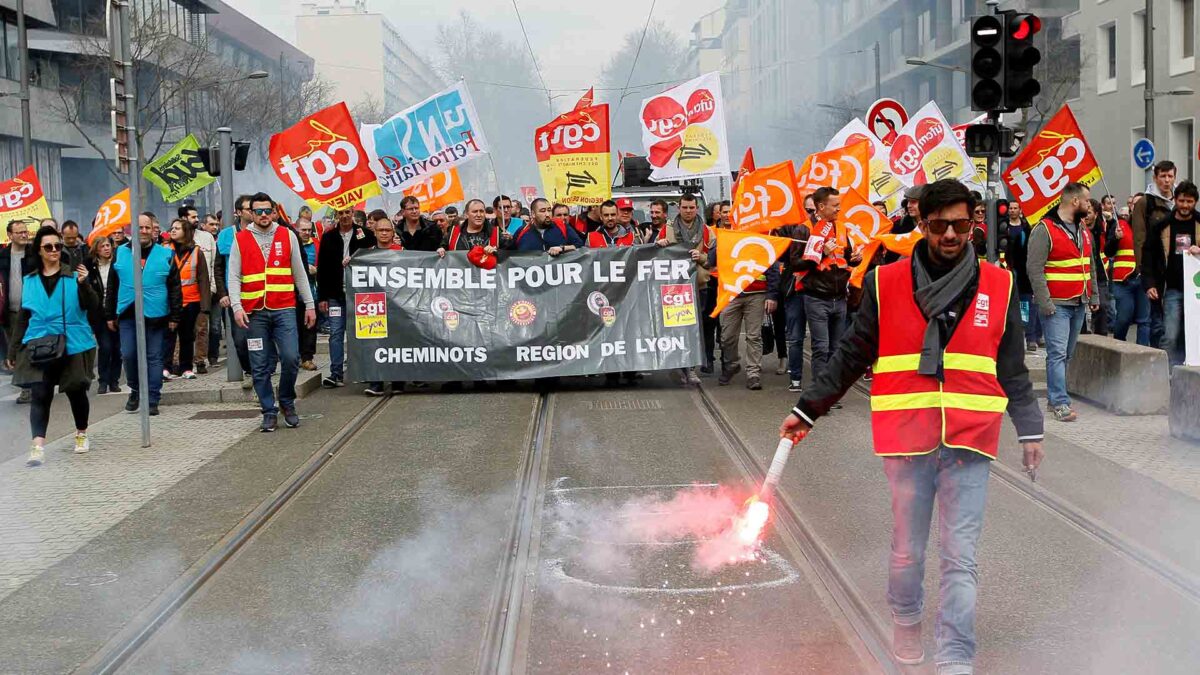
[5,157,1196,465]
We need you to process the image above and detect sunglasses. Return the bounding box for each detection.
[41,243,63,252]
[251,208,275,216]
[805,208,816,215]
[924,218,973,235]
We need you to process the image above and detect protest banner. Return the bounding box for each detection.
[887,101,975,187]
[402,168,464,212]
[535,91,611,205]
[1185,254,1200,366]
[638,72,731,181]
[1002,104,1103,223]
[0,166,53,240]
[345,247,702,381]
[270,101,381,210]
[826,119,904,202]
[796,140,869,200]
[142,134,214,203]
[731,160,802,233]
[87,188,131,245]
[361,82,490,192]
[710,229,793,316]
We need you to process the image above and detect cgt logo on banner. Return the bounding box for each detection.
[402,167,464,212]
[271,102,382,210]
[0,166,53,240]
[796,140,870,200]
[355,292,388,339]
[142,134,214,203]
[827,119,904,203]
[886,101,974,187]
[638,72,731,181]
[732,160,802,233]
[535,92,611,206]
[1002,104,1103,223]
[711,229,793,316]
[660,284,697,327]
[362,82,490,193]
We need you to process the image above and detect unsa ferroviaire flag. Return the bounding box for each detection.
[638,72,731,182]
[711,229,793,317]
[0,166,53,241]
[142,133,215,203]
[535,89,611,206]
[269,101,382,210]
[1002,104,1103,223]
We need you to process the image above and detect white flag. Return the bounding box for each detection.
[638,72,731,182]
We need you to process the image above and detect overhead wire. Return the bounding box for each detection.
[509,0,551,108]
[612,0,658,118]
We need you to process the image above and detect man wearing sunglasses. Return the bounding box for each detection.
[779,179,1044,674]
[1025,181,1100,423]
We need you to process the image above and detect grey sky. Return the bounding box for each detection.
[226,0,722,95]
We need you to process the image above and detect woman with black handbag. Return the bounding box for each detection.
[6,225,98,466]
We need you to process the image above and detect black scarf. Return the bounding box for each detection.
[911,242,978,379]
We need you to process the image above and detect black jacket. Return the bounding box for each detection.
[62,242,89,270]
[0,244,34,316]
[1142,208,1200,294]
[83,257,119,328]
[103,242,183,326]
[792,241,1043,442]
[317,226,376,303]
[1005,221,1036,295]
[793,221,851,300]
[771,224,808,299]
[396,217,441,252]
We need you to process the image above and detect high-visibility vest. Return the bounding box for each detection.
[174,247,201,305]
[448,225,499,251]
[587,228,635,248]
[22,273,96,356]
[236,227,295,312]
[1039,218,1092,301]
[1110,219,1136,282]
[871,258,1011,460]
[115,244,171,319]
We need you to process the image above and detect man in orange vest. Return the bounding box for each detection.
[779,179,1044,673]
[228,192,316,433]
[1025,181,1099,423]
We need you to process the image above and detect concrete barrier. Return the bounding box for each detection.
[1065,335,1168,415]
[1170,366,1200,442]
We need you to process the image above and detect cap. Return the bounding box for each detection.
[903,185,925,201]
[467,245,497,270]
[616,197,634,210]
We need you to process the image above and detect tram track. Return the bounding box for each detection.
[74,396,394,675]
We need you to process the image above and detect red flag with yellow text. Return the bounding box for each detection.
[0,166,53,242]
[269,101,381,210]
[711,229,794,317]
[1002,104,1102,223]
[535,102,611,206]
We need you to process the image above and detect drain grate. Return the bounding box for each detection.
[188,409,261,420]
[585,399,663,411]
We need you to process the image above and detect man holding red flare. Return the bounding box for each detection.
[778,179,1045,674]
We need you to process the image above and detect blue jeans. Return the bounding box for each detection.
[1042,303,1085,407]
[885,447,991,672]
[327,299,347,380]
[805,295,846,378]
[784,293,807,382]
[119,318,166,406]
[1111,277,1150,346]
[247,308,300,415]
[1150,298,1165,348]
[1162,289,1185,366]
[1019,294,1042,343]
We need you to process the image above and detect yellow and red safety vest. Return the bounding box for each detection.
[237,228,295,312]
[1039,218,1093,301]
[1110,219,1135,282]
[870,258,1011,460]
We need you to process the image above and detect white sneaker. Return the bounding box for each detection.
[27,444,44,466]
[163,370,179,381]
[181,370,197,380]
[74,432,90,454]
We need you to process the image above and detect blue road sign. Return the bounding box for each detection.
[1133,138,1156,169]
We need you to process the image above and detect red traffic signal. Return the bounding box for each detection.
[1010,14,1042,40]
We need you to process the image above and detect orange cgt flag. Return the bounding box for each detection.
[402,167,465,212]
[848,228,925,288]
[87,188,131,245]
[711,228,794,317]
[795,140,870,201]
[839,187,891,251]
[730,160,803,233]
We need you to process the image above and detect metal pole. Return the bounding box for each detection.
[1144,0,1155,164]
[218,127,241,382]
[873,41,881,101]
[117,0,151,447]
[16,0,32,166]
[279,52,286,130]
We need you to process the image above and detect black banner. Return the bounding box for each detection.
[344,247,704,381]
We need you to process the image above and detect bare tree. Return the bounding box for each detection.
[598,20,689,154]
[348,93,387,126]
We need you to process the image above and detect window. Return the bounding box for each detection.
[1132,11,1145,85]
[1099,22,1117,92]
[1171,0,1196,73]
[1169,118,1195,181]
[918,11,932,55]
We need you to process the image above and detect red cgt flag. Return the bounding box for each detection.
[1002,104,1103,223]
[269,101,381,210]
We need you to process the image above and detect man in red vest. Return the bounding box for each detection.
[229,192,316,433]
[779,179,1044,674]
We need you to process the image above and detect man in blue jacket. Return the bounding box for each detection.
[513,198,584,254]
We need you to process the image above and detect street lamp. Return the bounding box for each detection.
[1157,87,1194,96]
[906,57,968,74]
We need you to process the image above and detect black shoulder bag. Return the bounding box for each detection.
[26,276,67,367]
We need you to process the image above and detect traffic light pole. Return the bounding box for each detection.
[218,127,242,383]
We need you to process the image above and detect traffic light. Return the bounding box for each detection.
[970,15,1005,111]
[1003,13,1042,109]
[994,199,1009,225]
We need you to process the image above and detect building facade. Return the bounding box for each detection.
[296,1,443,121]
[1064,0,1197,196]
